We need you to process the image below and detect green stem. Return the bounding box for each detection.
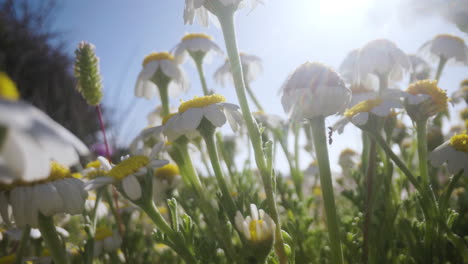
[309,116,343,264]
[159,82,170,117]
[201,128,237,220]
[435,56,447,83]
[141,200,197,264]
[194,58,210,96]
[440,171,463,214]
[15,225,30,264]
[37,214,69,264]
[362,139,377,264]
[174,139,237,261]
[416,120,429,187]
[277,132,302,199]
[218,11,287,263]
[372,133,419,189]
[245,82,263,111]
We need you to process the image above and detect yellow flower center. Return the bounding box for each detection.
[249,219,264,241]
[48,161,72,181]
[86,160,101,169]
[461,79,468,87]
[154,163,179,181]
[142,52,174,66]
[450,133,468,153]
[158,206,168,215]
[95,227,113,241]
[313,185,322,196]
[0,72,20,101]
[344,98,382,118]
[0,254,15,264]
[460,108,468,120]
[178,94,226,113]
[340,148,357,157]
[182,33,213,41]
[406,80,448,113]
[0,161,73,190]
[108,156,149,180]
[162,113,177,125]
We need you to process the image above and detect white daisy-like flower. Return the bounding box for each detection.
[0,99,89,184]
[253,111,284,131]
[429,132,468,176]
[419,34,468,65]
[134,52,188,100]
[234,204,275,244]
[404,80,448,121]
[173,33,223,63]
[333,89,404,133]
[153,163,181,203]
[280,62,351,120]
[408,54,432,82]
[0,162,87,228]
[451,79,468,104]
[129,125,165,157]
[184,0,264,26]
[93,227,122,257]
[357,39,410,84]
[214,53,263,87]
[84,193,108,220]
[338,148,359,171]
[163,94,243,141]
[85,143,168,201]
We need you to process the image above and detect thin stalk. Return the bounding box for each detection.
[37,214,69,264]
[435,56,447,83]
[416,120,429,186]
[309,116,343,264]
[372,133,419,189]
[159,80,170,117]
[96,105,111,159]
[245,82,263,111]
[362,139,377,264]
[96,104,124,235]
[218,11,287,263]
[277,132,302,198]
[141,201,197,264]
[174,140,237,261]
[195,59,210,96]
[440,171,463,215]
[14,225,30,264]
[201,130,237,220]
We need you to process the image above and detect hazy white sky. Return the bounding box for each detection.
[53,0,467,172]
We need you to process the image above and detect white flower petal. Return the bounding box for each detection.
[122,175,142,200]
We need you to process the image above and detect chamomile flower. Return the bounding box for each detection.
[163,94,243,141]
[235,204,275,245]
[333,90,404,133]
[173,33,223,63]
[339,148,359,171]
[214,53,263,87]
[129,125,165,157]
[184,0,264,26]
[429,132,468,176]
[85,143,168,201]
[408,54,432,82]
[0,162,87,228]
[419,34,468,65]
[93,227,122,257]
[451,79,468,104]
[253,111,284,131]
[134,52,188,99]
[0,93,89,184]
[404,80,448,121]
[280,62,351,120]
[153,163,181,203]
[357,39,410,85]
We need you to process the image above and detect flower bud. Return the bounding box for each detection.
[74,41,103,106]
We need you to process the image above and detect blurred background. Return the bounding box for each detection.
[1,0,466,171]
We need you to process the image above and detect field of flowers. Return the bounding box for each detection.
[1,1,468,263]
